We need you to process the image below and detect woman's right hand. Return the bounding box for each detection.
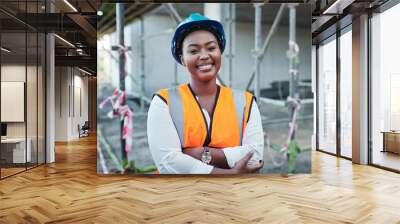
[232,151,264,174]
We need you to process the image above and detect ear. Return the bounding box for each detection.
[179,54,186,66]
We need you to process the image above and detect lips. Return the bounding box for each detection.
[197,63,214,72]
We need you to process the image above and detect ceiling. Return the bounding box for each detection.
[1,0,393,74]
[0,0,98,75]
[98,2,311,35]
[155,3,311,27]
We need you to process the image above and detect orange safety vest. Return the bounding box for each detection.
[155,84,255,149]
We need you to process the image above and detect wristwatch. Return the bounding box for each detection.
[201,147,212,164]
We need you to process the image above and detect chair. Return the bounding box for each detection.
[79,121,90,138]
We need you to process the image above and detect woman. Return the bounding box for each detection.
[147,13,264,174]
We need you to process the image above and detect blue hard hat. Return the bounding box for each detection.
[171,13,226,65]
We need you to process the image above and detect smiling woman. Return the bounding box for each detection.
[180,30,222,85]
[147,13,264,174]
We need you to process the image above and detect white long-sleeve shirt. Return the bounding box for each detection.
[147,95,264,174]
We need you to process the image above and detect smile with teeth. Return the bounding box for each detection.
[197,63,214,71]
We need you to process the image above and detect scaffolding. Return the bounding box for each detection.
[99,3,315,119]
[116,3,127,161]
[97,3,314,174]
[100,3,314,107]
[98,3,316,132]
[225,3,236,87]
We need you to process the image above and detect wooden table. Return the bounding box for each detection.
[381,131,400,154]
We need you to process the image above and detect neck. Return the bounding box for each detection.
[189,78,217,97]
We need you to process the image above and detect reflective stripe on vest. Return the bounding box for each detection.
[168,87,185,146]
[232,89,246,145]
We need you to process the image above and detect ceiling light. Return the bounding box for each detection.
[78,67,92,76]
[54,34,75,48]
[1,47,11,53]
[63,0,78,12]
[97,11,103,16]
[322,0,354,15]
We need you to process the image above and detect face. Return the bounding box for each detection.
[179,30,221,82]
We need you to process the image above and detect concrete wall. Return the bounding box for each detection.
[99,12,311,98]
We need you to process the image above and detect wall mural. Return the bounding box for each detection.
[97,3,312,175]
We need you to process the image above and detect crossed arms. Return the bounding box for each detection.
[147,96,264,174]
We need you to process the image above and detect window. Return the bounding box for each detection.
[317,36,337,154]
[370,3,400,171]
[0,1,47,179]
[339,28,352,158]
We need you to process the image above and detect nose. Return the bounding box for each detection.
[199,49,210,60]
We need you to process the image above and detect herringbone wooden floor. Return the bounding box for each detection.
[1,135,400,224]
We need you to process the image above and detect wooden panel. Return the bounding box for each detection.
[88,77,97,131]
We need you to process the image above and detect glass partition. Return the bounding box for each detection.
[0,0,46,179]
[339,28,352,158]
[1,31,28,178]
[317,36,337,155]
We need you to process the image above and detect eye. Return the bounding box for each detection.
[208,47,216,51]
[189,49,198,54]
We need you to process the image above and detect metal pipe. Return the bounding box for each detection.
[246,4,286,91]
[164,3,182,87]
[289,4,297,99]
[166,3,182,23]
[0,8,38,32]
[116,3,127,161]
[226,3,236,88]
[288,3,299,141]
[254,4,262,99]
[261,4,286,60]
[139,17,145,110]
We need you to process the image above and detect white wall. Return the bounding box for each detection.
[1,65,26,138]
[55,67,89,141]
[99,13,311,98]
[46,32,55,163]
[1,63,46,163]
[1,65,38,137]
[55,67,68,141]
[72,73,89,137]
[377,4,400,130]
